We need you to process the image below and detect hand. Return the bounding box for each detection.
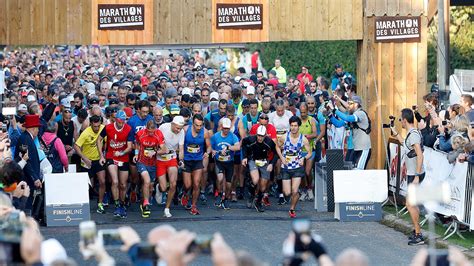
[99,157,106,166]
[266,164,273,172]
[280,157,288,167]
[65,145,73,152]
[390,126,397,136]
[156,230,196,266]
[211,150,217,157]
[21,218,43,264]
[418,119,426,130]
[458,153,467,163]
[448,246,470,266]
[203,152,209,158]
[0,205,13,218]
[438,125,445,134]
[79,240,114,264]
[211,233,237,266]
[133,155,138,163]
[34,179,42,189]
[241,158,248,167]
[118,226,141,252]
[299,158,305,166]
[22,150,29,161]
[83,158,92,168]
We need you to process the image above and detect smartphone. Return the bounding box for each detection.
[292,219,311,235]
[98,229,123,249]
[425,249,450,266]
[412,105,417,111]
[1,124,7,133]
[2,107,17,116]
[187,234,213,255]
[136,243,158,261]
[79,221,96,247]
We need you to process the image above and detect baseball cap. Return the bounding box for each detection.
[60,98,71,108]
[247,86,255,95]
[210,92,219,101]
[257,125,267,136]
[115,110,127,122]
[221,118,231,129]
[89,97,100,105]
[181,87,192,96]
[165,87,178,97]
[18,104,28,112]
[172,115,185,126]
[170,104,180,115]
[351,95,363,105]
[27,95,36,102]
[116,71,124,76]
[207,69,215,76]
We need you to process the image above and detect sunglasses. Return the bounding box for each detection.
[260,117,269,120]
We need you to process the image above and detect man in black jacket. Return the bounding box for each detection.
[241,125,278,212]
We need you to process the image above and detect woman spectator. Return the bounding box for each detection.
[417,93,441,148]
[42,121,69,173]
[438,115,470,152]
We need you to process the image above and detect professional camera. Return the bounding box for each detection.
[382,115,396,128]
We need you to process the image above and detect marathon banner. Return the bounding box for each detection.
[216,4,263,29]
[98,4,145,30]
[387,140,400,193]
[374,16,421,43]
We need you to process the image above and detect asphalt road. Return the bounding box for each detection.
[41,198,422,265]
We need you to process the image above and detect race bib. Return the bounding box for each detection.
[277,130,287,136]
[285,152,298,163]
[218,155,231,162]
[255,159,267,167]
[161,150,176,160]
[144,148,156,158]
[187,144,200,154]
[113,160,124,167]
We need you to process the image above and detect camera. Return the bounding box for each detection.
[0,210,24,244]
[136,243,158,262]
[382,115,396,128]
[187,234,213,255]
[98,229,123,249]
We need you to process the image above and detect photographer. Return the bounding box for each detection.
[281,229,332,266]
[437,111,469,153]
[390,108,425,245]
[417,93,441,148]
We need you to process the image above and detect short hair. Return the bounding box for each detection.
[77,108,88,120]
[218,99,227,106]
[89,115,102,124]
[193,114,204,122]
[289,115,301,126]
[249,99,259,106]
[148,95,158,102]
[320,78,329,89]
[462,94,473,106]
[179,107,191,118]
[46,121,57,133]
[137,100,151,110]
[0,161,23,187]
[226,104,235,114]
[401,108,414,124]
[275,99,285,107]
[73,92,84,100]
[126,94,137,101]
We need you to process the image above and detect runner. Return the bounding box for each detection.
[97,111,133,218]
[225,105,244,202]
[182,114,211,215]
[241,125,278,212]
[298,103,318,201]
[276,116,312,218]
[74,115,106,214]
[134,120,168,218]
[158,116,185,218]
[211,118,240,210]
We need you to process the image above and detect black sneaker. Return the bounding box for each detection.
[214,196,222,207]
[141,204,151,218]
[408,234,425,245]
[247,196,254,209]
[278,196,287,205]
[222,199,230,210]
[408,230,416,240]
[255,201,264,212]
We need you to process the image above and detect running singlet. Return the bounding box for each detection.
[76,125,105,161]
[184,127,205,161]
[136,128,165,166]
[299,118,314,152]
[269,111,292,136]
[211,131,239,163]
[127,114,154,135]
[282,133,303,170]
[100,123,133,162]
[158,122,185,161]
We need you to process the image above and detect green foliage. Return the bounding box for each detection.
[247,41,357,79]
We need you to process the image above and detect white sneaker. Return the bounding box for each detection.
[306,189,314,201]
[163,208,172,218]
[299,191,307,201]
[155,184,162,205]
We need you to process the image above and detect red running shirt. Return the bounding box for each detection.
[100,123,133,162]
[136,128,165,166]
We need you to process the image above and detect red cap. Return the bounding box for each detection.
[141,76,149,87]
[123,107,133,118]
[24,115,41,128]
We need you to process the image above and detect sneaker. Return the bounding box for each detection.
[289,209,296,218]
[262,195,271,206]
[130,191,137,203]
[214,196,222,207]
[163,208,172,218]
[408,230,416,240]
[190,206,200,215]
[222,199,230,210]
[103,192,110,207]
[270,183,278,197]
[299,190,307,202]
[247,196,254,209]
[120,206,127,218]
[97,203,105,214]
[408,234,425,245]
[306,189,314,201]
[161,192,168,205]
[255,201,265,212]
[199,192,207,204]
[231,192,237,202]
[141,204,151,218]
[113,206,121,217]
[206,184,214,195]
[181,194,189,208]
[278,196,287,205]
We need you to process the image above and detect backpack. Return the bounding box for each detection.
[41,137,64,173]
[350,109,371,134]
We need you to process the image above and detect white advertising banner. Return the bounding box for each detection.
[388,142,399,193]
[44,173,90,205]
[334,170,388,203]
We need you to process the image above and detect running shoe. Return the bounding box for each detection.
[190,206,200,215]
[214,196,222,207]
[306,189,314,201]
[278,195,287,205]
[120,206,127,218]
[181,194,189,208]
[270,183,279,197]
[255,201,265,212]
[199,192,207,204]
[262,195,271,206]
[408,234,425,245]
[206,184,214,195]
[103,192,110,207]
[289,209,296,218]
[222,199,230,210]
[247,196,254,209]
[408,230,416,240]
[231,192,238,202]
[299,189,307,202]
[141,204,151,218]
[113,206,121,217]
[97,203,105,214]
[163,208,172,218]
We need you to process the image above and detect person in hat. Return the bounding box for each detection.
[14,115,42,192]
[97,110,133,218]
[241,125,278,212]
[163,104,180,124]
[210,117,240,210]
[158,116,186,218]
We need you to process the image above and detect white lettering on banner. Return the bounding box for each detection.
[388,142,399,192]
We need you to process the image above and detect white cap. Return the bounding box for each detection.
[181,87,192,96]
[210,92,219,101]
[41,239,68,265]
[60,98,71,108]
[234,76,242,83]
[247,86,255,95]
[257,125,267,136]
[116,71,124,75]
[86,82,96,95]
[27,95,36,102]
[172,116,185,126]
[221,118,232,129]
[98,67,104,73]
[132,66,138,72]
[18,104,28,112]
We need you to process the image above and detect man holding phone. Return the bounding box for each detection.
[391,108,425,245]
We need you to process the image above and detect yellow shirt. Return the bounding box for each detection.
[75,125,105,161]
[271,66,287,84]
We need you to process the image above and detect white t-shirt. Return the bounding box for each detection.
[158,122,185,161]
[269,110,293,134]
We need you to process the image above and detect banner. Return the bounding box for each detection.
[98,4,145,30]
[216,4,263,29]
[387,140,400,193]
[333,170,388,203]
[375,16,421,43]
